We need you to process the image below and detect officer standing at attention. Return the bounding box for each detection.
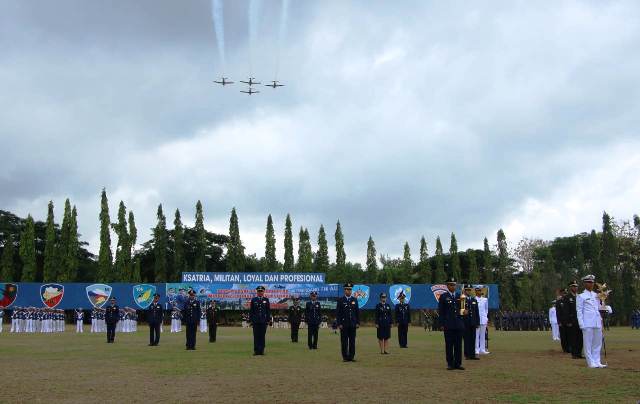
[182,290,201,350]
[462,284,480,360]
[564,281,584,359]
[335,283,360,362]
[206,300,221,343]
[556,289,570,353]
[75,308,84,333]
[474,286,490,355]
[105,297,120,343]
[305,291,322,349]
[438,277,465,370]
[147,293,163,346]
[577,274,606,368]
[375,293,393,354]
[250,285,271,355]
[288,297,303,343]
[395,292,411,348]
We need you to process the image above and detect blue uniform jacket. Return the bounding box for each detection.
[249,297,271,325]
[182,299,201,325]
[105,305,120,324]
[395,303,411,325]
[305,301,322,326]
[335,296,359,328]
[146,302,164,325]
[438,292,464,331]
[375,303,393,327]
[464,296,480,328]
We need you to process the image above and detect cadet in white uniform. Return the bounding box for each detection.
[577,274,606,368]
[0,307,4,332]
[76,308,84,333]
[549,302,559,341]
[474,286,490,355]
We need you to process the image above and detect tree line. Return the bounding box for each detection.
[0,189,638,323]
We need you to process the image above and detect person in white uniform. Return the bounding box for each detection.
[549,301,559,341]
[577,274,606,368]
[75,308,84,333]
[474,286,490,355]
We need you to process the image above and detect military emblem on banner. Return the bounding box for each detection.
[133,284,156,309]
[352,284,369,307]
[40,283,64,308]
[389,284,411,304]
[431,284,449,302]
[86,284,112,308]
[0,283,18,307]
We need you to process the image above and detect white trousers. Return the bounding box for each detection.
[200,319,207,332]
[76,321,83,333]
[475,324,487,354]
[582,327,603,368]
[551,323,559,340]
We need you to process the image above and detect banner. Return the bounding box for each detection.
[181,272,325,284]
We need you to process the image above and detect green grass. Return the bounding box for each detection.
[0,326,639,403]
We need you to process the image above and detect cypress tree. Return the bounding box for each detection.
[58,199,72,282]
[496,229,514,310]
[283,214,294,271]
[1,234,15,281]
[433,236,446,283]
[297,227,312,272]
[19,215,37,282]
[227,207,245,272]
[154,204,168,282]
[335,220,346,269]
[68,206,79,281]
[418,236,430,283]
[366,236,378,282]
[173,209,185,280]
[128,211,137,253]
[265,214,277,272]
[112,201,130,282]
[467,249,480,283]
[194,201,206,272]
[314,225,329,273]
[449,233,461,281]
[402,241,412,273]
[43,201,57,282]
[97,189,113,283]
[482,237,494,283]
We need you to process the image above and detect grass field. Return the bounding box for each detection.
[0,325,639,403]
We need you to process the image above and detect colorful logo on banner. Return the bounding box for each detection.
[86,284,112,308]
[40,283,64,308]
[431,284,449,302]
[352,284,370,307]
[389,284,411,304]
[133,284,156,309]
[0,283,18,307]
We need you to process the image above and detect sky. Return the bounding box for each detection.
[1,0,639,265]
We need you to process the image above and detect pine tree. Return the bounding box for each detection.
[112,201,130,282]
[97,189,113,283]
[19,215,37,281]
[173,209,185,280]
[128,211,137,252]
[467,249,480,283]
[335,220,346,269]
[43,201,57,282]
[402,241,412,274]
[297,227,312,272]
[227,208,245,272]
[314,225,329,273]
[68,206,79,281]
[366,236,378,282]
[418,236,430,283]
[482,237,494,283]
[449,233,461,281]
[433,236,446,283]
[265,214,277,272]
[1,233,15,281]
[154,204,168,282]
[283,214,294,271]
[496,229,514,310]
[58,199,72,282]
[194,201,206,272]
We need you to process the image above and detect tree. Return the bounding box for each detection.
[227,207,245,272]
[19,215,37,281]
[67,206,79,281]
[335,220,346,269]
[418,236,430,283]
[433,236,446,283]
[194,201,206,272]
[402,241,412,274]
[43,201,57,282]
[516,274,532,311]
[513,238,547,274]
[172,209,185,280]
[129,211,137,252]
[482,237,493,283]
[112,201,130,282]
[297,227,313,272]
[264,214,277,272]
[283,214,294,271]
[366,236,378,282]
[97,189,113,283]
[1,233,15,281]
[314,225,329,273]
[58,199,72,282]
[496,229,514,310]
[153,204,168,282]
[131,257,142,283]
[467,249,480,283]
[586,230,603,281]
[449,233,461,281]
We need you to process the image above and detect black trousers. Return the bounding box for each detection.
[463,326,476,358]
[253,323,267,354]
[444,329,463,368]
[566,324,583,357]
[208,323,217,342]
[149,323,160,345]
[106,322,116,342]
[290,322,300,342]
[559,325,569,352]
[185,322,197,349]
[308,324,319,349]
[340,326,357,360]
[397,323,409,347]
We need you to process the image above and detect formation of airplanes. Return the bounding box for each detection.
[213,77,285,95]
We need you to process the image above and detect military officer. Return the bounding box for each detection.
[577,275,606,368]
[335,283,360,362]
[105,297,120,343]
[462,284,480,360]
[438,277,465,370]
[475,286,490,355]
[288,297,303,343]
[563,281,584,359]
[250,286,271,355]
[549,300,559,341]
[305,291,322,349]
[182,290,201,350]
[555,289,570,352]
[147,293,163,346]
[75,308,84,333]
[206,300,221,343]
[375,293,392,354]
[395,291,411,348]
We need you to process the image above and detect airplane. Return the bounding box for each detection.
[240,77,261,86]
[265,80,285,88]
[213,77,234,86]
[240,87,260,95]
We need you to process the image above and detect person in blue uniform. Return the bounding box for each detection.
[438,277,465,370]
[288,297,303,343]
[375,293,393,354]
[462,284,480,360]
[105,297,119,343]
[250,285,271,355]
[182,290,201,350]
[395,292,411,348]
[305,291,322,349]
[335,283,360,362]
[206,300,221,343]
[146,293,163,346]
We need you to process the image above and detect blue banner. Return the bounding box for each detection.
[181,272,326,284]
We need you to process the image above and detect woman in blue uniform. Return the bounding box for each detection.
[375,293,393,354]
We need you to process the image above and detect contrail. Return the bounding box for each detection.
[211,0,226,71]
[274,0,290,80]
[248,0,263,74]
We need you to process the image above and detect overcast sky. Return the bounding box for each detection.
[1,0,639,265]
